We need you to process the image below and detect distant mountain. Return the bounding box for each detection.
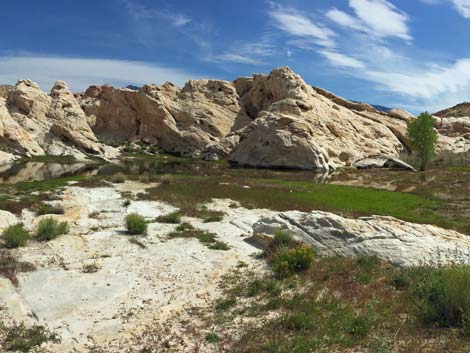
[352,101,391,113]
[125,85,140,91]
[434,102,470,118]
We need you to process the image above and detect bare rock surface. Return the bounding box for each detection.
[0,183,273,352]
[254,210,470,267]
[353,155,416,171]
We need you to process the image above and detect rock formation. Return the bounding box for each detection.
[2,66,469,169]
[0,80,116,165]
[79,67,417,171]
[254,210,470,267]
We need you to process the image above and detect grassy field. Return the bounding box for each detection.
[143,174,470,233]
[204,250,470,353]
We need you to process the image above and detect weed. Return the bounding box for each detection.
[82,262,101,274]
[271,245,315,278]
[125,213,147,235]
[0,322,59,352]
[36,218,69,241]
[2,224,29,248]
[205,332,220,344]
[107,173,126,184]
[32,203,64,216]
[215,297,237,311]
[156,211,181,224]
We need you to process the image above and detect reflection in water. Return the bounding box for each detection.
[0,157,338,185]
[0,162,95,184]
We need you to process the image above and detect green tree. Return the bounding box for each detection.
[407,112,437,171]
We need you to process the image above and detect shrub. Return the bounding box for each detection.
[125,213,147,235]
[412,265,470,332]
[36,218,69,241]
[271,230,298,250]
[2,224,30,248]
[176,222,194,231]
[271,245,315,278]
[108,173,126,184]
[205,332,220,344]
[156,211,181,224]
[0,322,58,352]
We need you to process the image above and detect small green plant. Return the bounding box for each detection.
[412,264,470,332]
[205,332,221,344]
[215,297,237,311]
[125,213,147,235]
[2,224,30,248]
[36,218,69,241]
[0,322,58,352]
[271,230,298,250]
[176,222,194,231]
[407,112,437,171]
[32,203,64,216]
[156,211,181,224]
[107,173,126,184]
[271,245,315,278]
[123,199,131,207]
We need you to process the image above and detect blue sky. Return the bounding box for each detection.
[1,0,470,113]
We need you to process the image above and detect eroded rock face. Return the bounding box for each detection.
[80,80,246,157]
[229,67,408,170]
[77,66,420,170]
[254,210,470,267]
[0,80,115,162]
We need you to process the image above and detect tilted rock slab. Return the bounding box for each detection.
[254,210,470,267]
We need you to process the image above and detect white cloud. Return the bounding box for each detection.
[269,6,336,48]
[451,0,470,17]
[341,0,412,40]
[212,53,265,65]
[319,51,365,69]
[326,8,363,30]
[419,0,470,18]
[0,56,200,92]
[124,1,192,27]
[211,42,275,65]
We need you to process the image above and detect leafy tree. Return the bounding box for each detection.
[407,112,437,171]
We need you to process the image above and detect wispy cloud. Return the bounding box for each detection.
[328,0,412,41]
[268,5,336,48]
[419,0,470,18]
[211,42,275,65]
[319,51,365,69]
[0,55,201,92]
[124,1,191,27]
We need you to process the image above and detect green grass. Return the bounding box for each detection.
[142,175,462,231]
[156,211,181,224]
[2,224,29,248]
[410,264,470,331]
[210,251,470,353]
[125,213,147,235]
[36,218,70,241]
[168,228,230,251]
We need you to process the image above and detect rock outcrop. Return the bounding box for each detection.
[80,80,247,157]
[0,80,116,164]
[254,210,470,267]
[3,67,469,169]
[79,67,415,171]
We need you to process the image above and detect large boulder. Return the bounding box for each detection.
[254,210,470,267]
[229,67,407,171]
[0,80,115,161]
